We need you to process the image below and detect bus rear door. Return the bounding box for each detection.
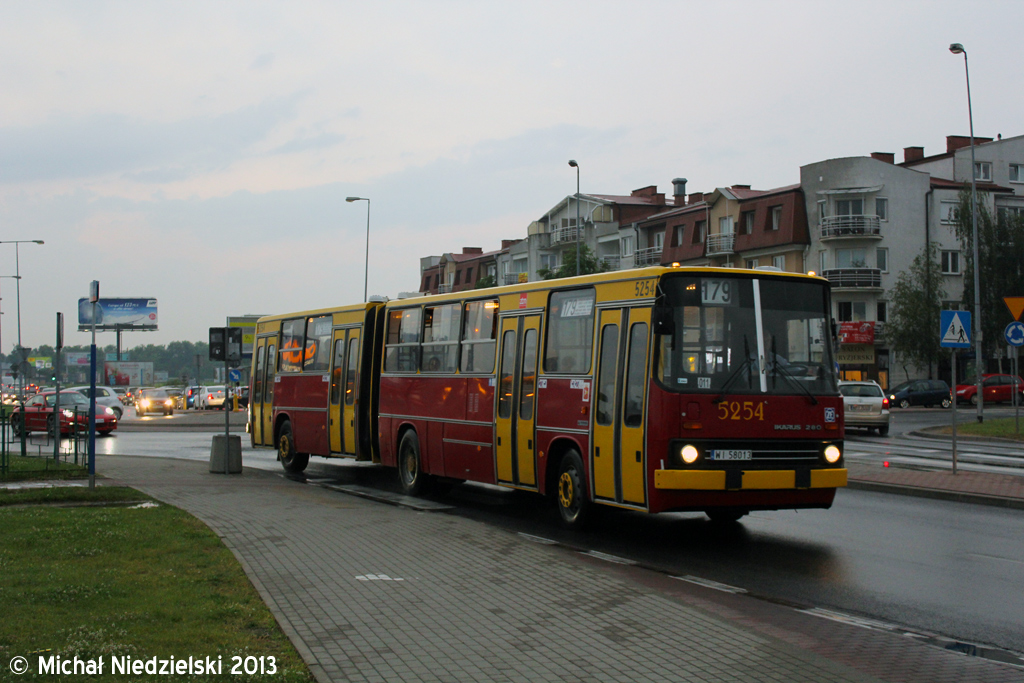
[592,307,650,507]
[495,314,540,489]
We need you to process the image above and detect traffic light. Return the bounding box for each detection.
[209,328,226,361]
[226,327,242,367]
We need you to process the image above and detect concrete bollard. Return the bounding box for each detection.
[210,434,242,474]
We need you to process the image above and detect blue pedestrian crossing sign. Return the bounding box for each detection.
[940,310,972,348]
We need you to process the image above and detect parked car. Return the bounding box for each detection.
[67,385,124,420]
[838,380,890,436]
[888,379,952,409]
[135,388,175,416]
[955,373,1024,406]
[11,390,118,436]
[196,385,227,410]
[113,386,128,404]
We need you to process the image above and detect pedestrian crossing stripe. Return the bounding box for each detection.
[942,313,969,345]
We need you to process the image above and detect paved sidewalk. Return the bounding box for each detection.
[846,460,1024,509]
[91,456,1024,683]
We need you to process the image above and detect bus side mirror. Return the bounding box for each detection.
[652,306,674,335]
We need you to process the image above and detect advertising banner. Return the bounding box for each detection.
[78,298,158,331]
[227,315,264,359]
[837,344,876,365]
[65,352,91,366]
[104,362,154,386]
[838,321,875,345]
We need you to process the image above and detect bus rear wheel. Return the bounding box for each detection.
[278,421,309,473]
[398,430,427,495]
[556,450,591,529]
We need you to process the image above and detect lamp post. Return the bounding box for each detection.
[0,240,44,456]
[568,160,580,276]
[346,197,371,301]
[949,42,984,423]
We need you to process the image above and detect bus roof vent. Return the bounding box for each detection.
[395,292,425,300]
[754,266,782,272]
[368,294,390,302]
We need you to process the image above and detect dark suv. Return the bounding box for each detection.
[888,379,952,409]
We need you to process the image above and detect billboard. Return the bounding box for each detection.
[228,315,265,359]
[78,298,158,331]
[104,362,154,386]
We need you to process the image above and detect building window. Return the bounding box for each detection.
[835,198,864,216]
[719,216,734,234]
[836,248,868,268]
[1011,164,1023,183]
[621,235,634,256]
[876,247,888,272]
[817,200,827,224]
[742,211,755,234]
[693,220,706,244]
[671,226,683,247]
[998,206,1024,222]
[974,161,992,181]
[941,250,961,274]
[940,200,958,224]
[819,250,827,272]
[838,301,867,322]
[654,231,664,250]
[875,197,888,221]
[465,267,473,283]
[454,270,461,286]
[770,206,782,230]
[772,255,786,270]
[746,258,759,269]
[877,301,888,323]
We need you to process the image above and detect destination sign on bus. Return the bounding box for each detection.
[702,279,733,305]
[560,297,593,318]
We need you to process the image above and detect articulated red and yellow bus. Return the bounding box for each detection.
[248,266,846,526]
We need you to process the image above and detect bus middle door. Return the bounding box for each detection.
[495,314,540,489]
[593,307,649,506]
[328,330,347,453]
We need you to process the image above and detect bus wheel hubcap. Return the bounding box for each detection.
[558,472,574,509]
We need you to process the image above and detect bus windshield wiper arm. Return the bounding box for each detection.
[773,364,819,405]
[712,336,752,404]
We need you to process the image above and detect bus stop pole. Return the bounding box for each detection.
[951,349,957,475]
[224,356,230,475]
[88,286,98,489]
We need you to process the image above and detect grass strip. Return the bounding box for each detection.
[0,486,149,507]
[933,417,1024,441]
[1,454,89,482]
[0,495,314,682]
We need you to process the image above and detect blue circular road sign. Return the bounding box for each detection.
[1005,321,1024,347]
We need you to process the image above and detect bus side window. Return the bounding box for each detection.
[385,308,422,372]
[265,344,276,402]
[461,300,498,373]
[544,288,595,374]
[279,319,305,373]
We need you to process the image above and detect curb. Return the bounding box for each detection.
[847,479,1024,510]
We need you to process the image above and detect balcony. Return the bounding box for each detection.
[438,284,453,294]
[550,225,580,246]
[706,233,736,256]
[820,215,882,240]
[599,255,621,270]
[503,273,527,286]
[822,268,882,290]
[634,246,662,266]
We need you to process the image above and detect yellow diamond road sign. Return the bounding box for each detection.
[1004,297,1024,322]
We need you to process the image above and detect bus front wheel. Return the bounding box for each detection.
[398,430,427,495]
[556,450,591,529]
[278,421,309,473]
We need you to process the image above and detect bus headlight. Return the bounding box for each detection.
[680,444,699,464]
[824,445,841,464]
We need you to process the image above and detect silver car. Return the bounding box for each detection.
[839,380,890,436]
[67,385,124,420]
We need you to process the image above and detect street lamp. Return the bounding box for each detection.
[0,239,43,456]
[568,160,580,276]
[949,42,984,423]
[346,197,371,302]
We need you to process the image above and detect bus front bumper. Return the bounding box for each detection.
[654,468,847,491]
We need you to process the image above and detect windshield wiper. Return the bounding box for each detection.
[773,364,819,405]
[712,336,753,404]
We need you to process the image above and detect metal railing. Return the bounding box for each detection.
[820,215,882,239]
[822,268,882,289]
[549,226,580,246]
[634,246,662,266]
[706,233,736,256]
[503,273,527,286]
[599,256,621,270]
[438,284,453,294]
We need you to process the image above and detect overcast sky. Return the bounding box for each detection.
[1,0,1021,351]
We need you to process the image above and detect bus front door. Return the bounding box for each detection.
[592,307,650,507]
[251,338,267,445]
[495,315,540,489]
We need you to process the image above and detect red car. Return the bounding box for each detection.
[955,373,1024,406]
[10,390,119,437]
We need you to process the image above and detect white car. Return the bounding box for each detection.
[838,380,890,436]
[196,385,227,410]
[67,385,124,420]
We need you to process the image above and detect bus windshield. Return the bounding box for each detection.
[655,274,837,395]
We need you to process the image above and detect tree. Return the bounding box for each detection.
[953,188,1024,369]
[537,244,611,280]
[474,275,497,289]
[886,244,946,380]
